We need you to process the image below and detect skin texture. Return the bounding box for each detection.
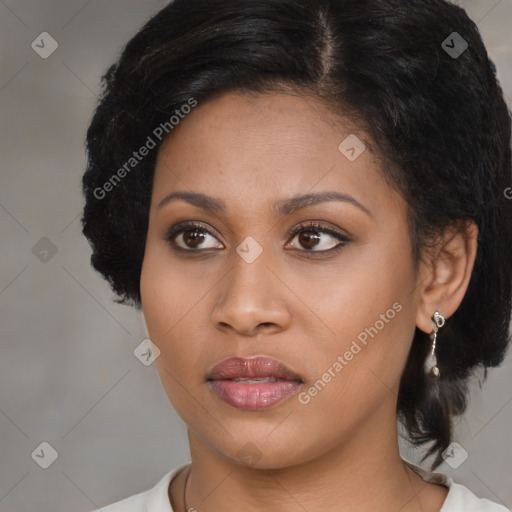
[140,91,478,512]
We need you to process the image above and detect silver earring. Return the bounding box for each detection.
[425,310,445,377]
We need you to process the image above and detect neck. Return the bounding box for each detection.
[177,401,445,512]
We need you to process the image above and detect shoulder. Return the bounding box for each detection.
[403,460,509,512]
[441,481,510,512]
[89,464,190,512]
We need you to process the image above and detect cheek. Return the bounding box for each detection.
[140,247,184,374]
[140,237,190,336]
[141,250,207,418]
[140,244,213,372]
[301,235,416,390]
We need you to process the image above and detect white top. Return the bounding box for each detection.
[93,460,510,512]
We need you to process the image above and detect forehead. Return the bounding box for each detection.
[151,90,396,219]
[157,90,361,162]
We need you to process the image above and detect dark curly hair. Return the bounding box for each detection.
[81,0,512,470]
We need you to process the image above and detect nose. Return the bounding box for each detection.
[211,250,292,337]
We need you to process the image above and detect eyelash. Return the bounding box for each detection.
[165,221,350,255]
[286,222,351,256]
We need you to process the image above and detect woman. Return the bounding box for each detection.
[81,0,512,510]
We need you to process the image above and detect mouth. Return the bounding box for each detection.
[207,357,303,411]
[228,377,285,383]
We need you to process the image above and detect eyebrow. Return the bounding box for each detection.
[157,190,371,218]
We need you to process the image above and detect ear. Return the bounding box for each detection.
[415,220,478,334]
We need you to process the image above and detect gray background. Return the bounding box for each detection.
[0,1,511,511]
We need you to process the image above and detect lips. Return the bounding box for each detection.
[207,357,303,411]
[208,356,303,381]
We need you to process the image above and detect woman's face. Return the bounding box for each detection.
[140,90,424,468]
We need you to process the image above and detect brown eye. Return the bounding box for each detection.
[297,231,322,250]
[166,223,223,251]
[287,222,350,252]
[182,228,207,248]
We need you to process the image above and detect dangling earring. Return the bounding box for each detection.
[425,310,445,377]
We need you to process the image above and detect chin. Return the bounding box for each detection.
[200,426,323,471]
